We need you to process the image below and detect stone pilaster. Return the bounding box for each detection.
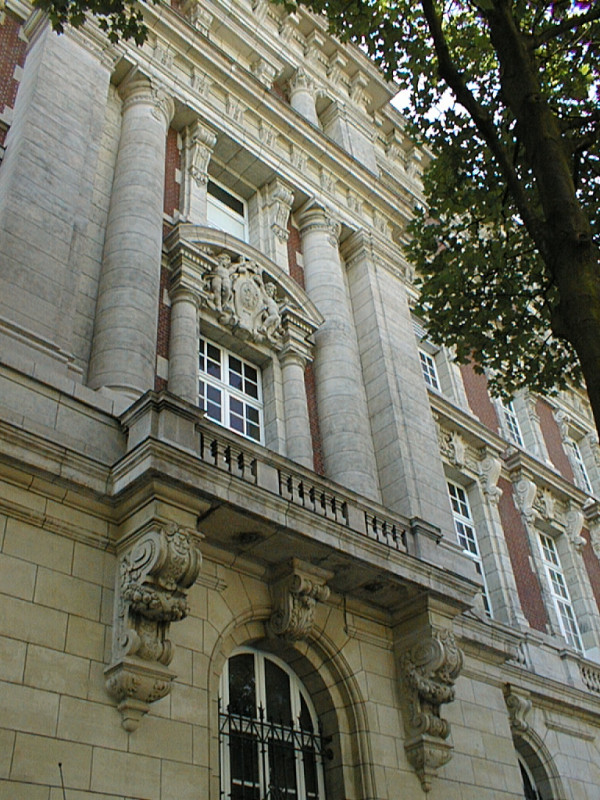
[168,287,199,404]
[297,203,380,501]
[181,120,217,223]
[288,68,319,126]
[88,75,174,397]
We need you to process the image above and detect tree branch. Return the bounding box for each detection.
[419,0,547,252]
[533,7,600,47]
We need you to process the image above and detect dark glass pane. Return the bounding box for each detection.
[207,385,221,402]
[229,370,244,390]
[244,379,259,399]
[520,762,539,800]
[299,696,313,733]
[230,356,243,374]
[268,740,298,800]
[247,423,260,442]
[207,402,221,422]
[207,180,245,216]
[303,749,318,799]
[265,659,292,725]
[230,397,243,415]
[247,406,260,424]
[229,654,256,717]
[230,413,244,433]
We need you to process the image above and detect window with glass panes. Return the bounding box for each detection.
[538,532,583,652]
[571,439,593,494]
[419,350,440,390]
[502,400,524,447]
[447,482,492,616]
[220,649,327,800]
[198,338,262,442]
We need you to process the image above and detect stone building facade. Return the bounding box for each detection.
[1,0,600,797]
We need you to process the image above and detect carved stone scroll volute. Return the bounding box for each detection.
[269,559,332,641]
[400,626,463,792]
[105,522,202,731]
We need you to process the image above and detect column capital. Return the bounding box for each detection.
[296,201,341,246]
[119,74,175,129]
[289,66,316,95]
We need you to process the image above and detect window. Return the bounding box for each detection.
[220,649,327,800]
[538,532,583,652]
[199,337,263,442]
[570,439,593,495]
[447,482,492,616]
[519,758,541,800]
[419,350,440,391]
[502,400,524,447]
[207,179,248,241]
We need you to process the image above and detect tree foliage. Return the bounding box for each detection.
[293,0,600,415]
[33,0,149,43]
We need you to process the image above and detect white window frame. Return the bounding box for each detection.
[570,438,593,495]
[447,481,492,616]
[207,178,248,241]
[537,531,583,652]
[419,349,441,391]
[199,336,264,443]
[219,648,327,800]
[502,400,524,447]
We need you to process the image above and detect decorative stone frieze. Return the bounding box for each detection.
[319,167,336,195]
[327,52,348,87]
[187,120,217,187]
[181,0,214,33]
[400,627,463,792]
[535,488,556,522]
[226,94,245,125]
[105,522,202,731]
[290,142,308,172]
[251,56,278,87]
[269,559,332,640]
[350,71,369,109]
[259,119,276,147]
[503,684,532,732]
[191,66,212,96]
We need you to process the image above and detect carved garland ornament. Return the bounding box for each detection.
[105,523,202,731]
[401,628,463,792]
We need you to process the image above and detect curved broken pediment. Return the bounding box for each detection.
[164,224,324,356]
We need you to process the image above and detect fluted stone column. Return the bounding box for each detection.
[88,76,175,396]
[168,288,199,404]
[297,204,380,500]
[289,69,319,127]
[280,348,313,468]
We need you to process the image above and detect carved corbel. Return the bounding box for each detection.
[503,684,532,732]
[512,474,538,525]
[400,628,463,792]
[187,121,217,187]
[478,449,502,505]
[584,501,600,557]
[267,178,294,243]
[565,502,586,552]
[105,522,202,731]
[269,559,332,641]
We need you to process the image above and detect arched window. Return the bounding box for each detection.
[219,648,328,800]
[519,756,541,800]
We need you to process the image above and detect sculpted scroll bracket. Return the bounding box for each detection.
[269,559,332,641]
[400,627,463,792]
[105,522,202,731]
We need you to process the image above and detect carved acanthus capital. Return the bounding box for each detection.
[119,75,175,130]
[267,179,294,243]
[186,121,217,187]
[269,559,332,641]
[503,684,532,733]
[297,203,341,247]
[477,449,502,505]
[289,67,315,96]
[400,628,463,792]
[105,523,202,730]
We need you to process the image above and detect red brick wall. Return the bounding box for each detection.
[498,476,548,631]
[0,11,27,148]
[582,527,600,614]
[460,363,499,433]
[155,265,170,392]
[536,397,574,481]
[287,221,324,474]
[164,127,181,217]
